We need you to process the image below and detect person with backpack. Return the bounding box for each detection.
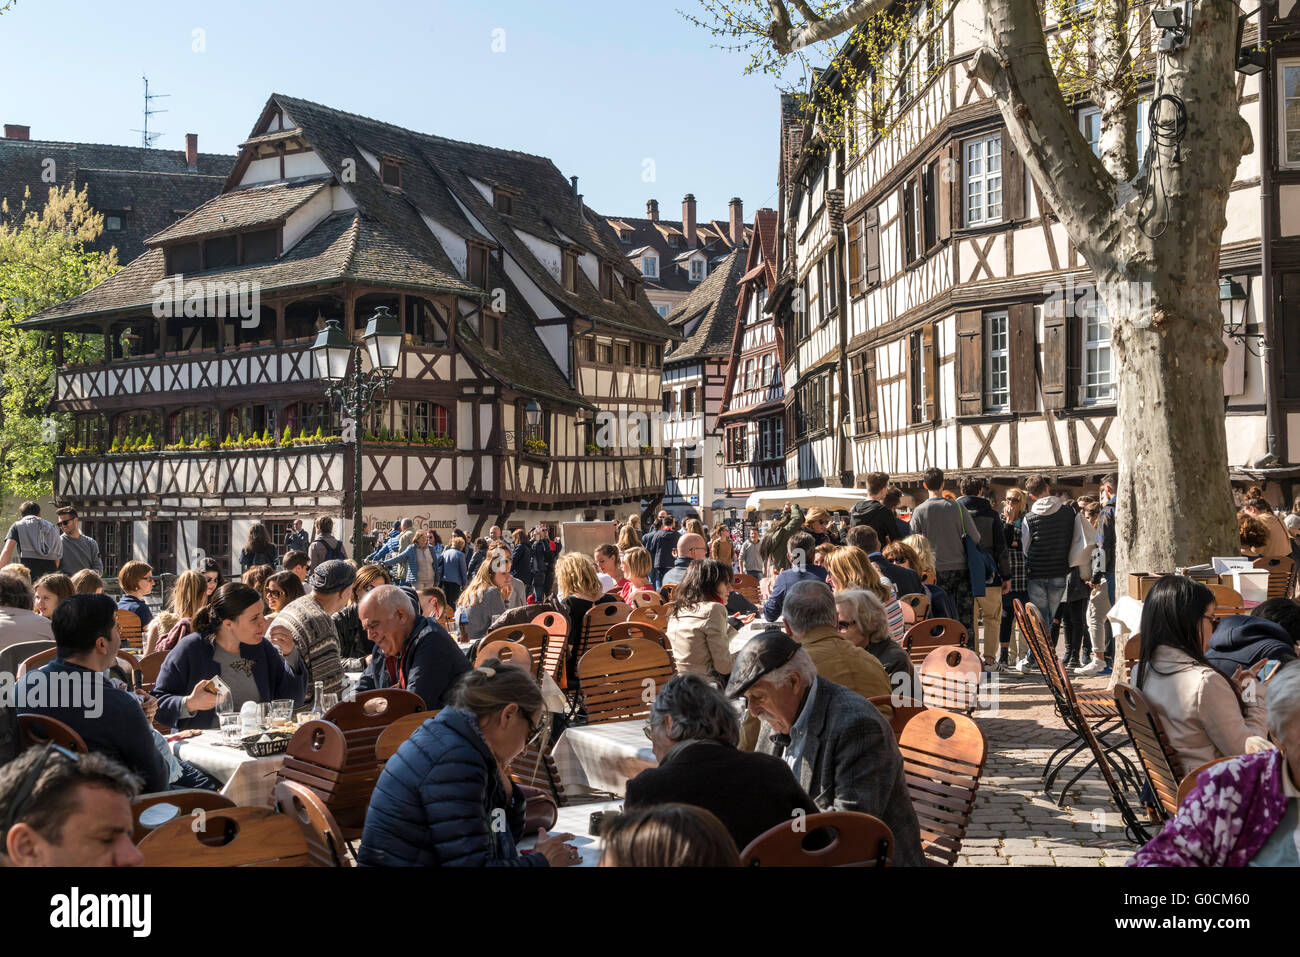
[239,523,279,572]
[849,472,903,549]
[908,469,981,641]
[0,502,63,578]
[1015,474,1092,674]
[308,515,348,570]
[958,476,1011,670]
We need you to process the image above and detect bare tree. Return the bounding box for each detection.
[689,0,1254,578]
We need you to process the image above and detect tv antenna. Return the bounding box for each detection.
[129,75,168,147]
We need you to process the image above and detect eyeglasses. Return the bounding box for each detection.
[57,520,73,527]
[140,575,154,582]
[1,743,80,837]
[524,710,547,746]
[266,588,284,598]
[836,620,854,630]
[204,575,220,584]
[643,719,657,741]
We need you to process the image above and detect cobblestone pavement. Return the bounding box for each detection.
[956,665,1138,867]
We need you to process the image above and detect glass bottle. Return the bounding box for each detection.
[307,680,325,720]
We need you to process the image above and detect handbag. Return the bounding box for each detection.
[518,784,558,836]
[959,505,995,598]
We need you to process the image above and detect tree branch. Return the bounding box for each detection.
[788,0,823,23]
[771,0,893,53]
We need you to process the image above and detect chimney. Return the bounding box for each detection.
[570,175,579,195]
[729,197,744,246]
[185,133,198,172]
[682,193,697,247]
[4,124,30,141]
[646,198,659,222]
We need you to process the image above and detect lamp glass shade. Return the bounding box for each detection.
[1237,48,1267,76]
[1219,277,1248,331]
[362,305,404,373]
[715,450,725,468]
[310,320,353,382]
[525,400,541,428]
[1151,6,1182,29]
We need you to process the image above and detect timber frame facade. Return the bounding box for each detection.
[757,0,1300,505]
[23,94,674,574]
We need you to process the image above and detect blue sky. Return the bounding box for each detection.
[1,0,804,221]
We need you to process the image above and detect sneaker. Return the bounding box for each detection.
[1015,655,1039,674]
[1076,658,1108,677]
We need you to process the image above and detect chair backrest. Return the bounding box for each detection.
[1205,583,1244,610]
[918,645,982,713]
[740,811,894,867]
[1013,600,1076,711]
[898,593,931,620]
[1114,682,1185,820]
[474,640,534,675]
[576,638,676,724]
[374,712,435,762]
[868,695,927,738]
[732,573,762,604]
[277,719,381,836]
[660,584,677,601]
[115,607,143,649]
[903,617,968,665]
[1176,756,1237,808]
[324,688,425,732]
[1123,635,1141,675]
[136,650,169,686]
[1253,554,1296,599]
[541,631,568,687]
[18,714,88,753]
[576,601,632,659]
[0,639,54,678]
[16,646,57,678]
[897,707,987,866]
[606,620,670,650]
[138,805,311,866]
[274,780,351,866]
[531,610,569,636]
[508,740,569,806]
[131,789,236,843]
[628,605,671,630]
[630,590,662,608]
[482,623,548,659]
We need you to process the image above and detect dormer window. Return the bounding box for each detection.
[493,188,515,215]
[482,312,502,351]
[624,276,638,300]
[619,229,632,243]
[467,242,490,289]
[668,234,680,248]
[642,255,658,278]
[105,213,124,232]
[381,157,402,189]
[600,263,615,300]
[562,250,579,293]
[690,259,705,283]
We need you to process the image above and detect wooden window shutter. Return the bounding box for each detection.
[1066,310,1083,408]
[956,310,983,415]
[922,323,937,421]
[850,353,864,432]
[1041,296,1068,410]
[1009,302,1037,413]
[848,218,862,296]
[902,181,916,263]
[1281,274,1300,398]
[948,140,962,231]
[865,208,880,285]
[936,149,951,243]
[865,349,879,433]
[1004,134,1024,221]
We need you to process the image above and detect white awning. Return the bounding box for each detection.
[744,487,871,512]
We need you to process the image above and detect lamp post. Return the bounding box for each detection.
[310,306,405,561]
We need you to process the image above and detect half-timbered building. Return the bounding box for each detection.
[23,94,673,573]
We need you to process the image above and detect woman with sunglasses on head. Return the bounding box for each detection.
[358,660,577,867]
[115,561,155,629]
[263,570,305,618]
[145,570,209,656]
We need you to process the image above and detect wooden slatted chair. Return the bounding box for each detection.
[733,573,762,605]
[16,646,57,679]
[741,811,894,867]
[575,601,631,661]
[135,650,168,689]
[1252,555,1295,600]
[1012,600,1149,841]
[375,711,436,762]
[474,640,535,675]
[131,789,236,844]
[138,805,311,866]
[18,714,87,753]
[606,620,671,650]
[531,610,570,637]
[274,780,352,867]
[1206,583,1245,612]
[918,645,982,713]
[576,638,675,725]
[115,607,144,652]
[482,623,548,662]
[1114,682,1186,822]
[897,707,987,866]
[903,618,968,666]
[660,584,677,601]
[540,631,568,688]
[628,604,671,631]
[1175,756,1237,808]
[868,695,928,738]
[0,639,53,679]
[898,593,931,621]
[631,590,662,608]
[508,740,570,806]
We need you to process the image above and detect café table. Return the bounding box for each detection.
[517,798,623,867]
[550,720,658,797]
[173,730,285,806]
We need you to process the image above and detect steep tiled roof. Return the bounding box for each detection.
[603,211,752,295]
[147,179,329,243]
[664,246,747,363]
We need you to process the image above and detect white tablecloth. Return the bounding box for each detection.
[517,799,623,867]
[174,730,284,806]
[550,721,657,796]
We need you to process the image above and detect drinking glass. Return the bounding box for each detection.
[218,712,243,745]
[271,699,293,724]
[320,692,339,713]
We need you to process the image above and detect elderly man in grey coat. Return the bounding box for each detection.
[726,629,926,866]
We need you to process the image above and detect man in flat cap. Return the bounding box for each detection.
[727,629,925,866]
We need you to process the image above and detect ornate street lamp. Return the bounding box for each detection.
[1219,276,1249,337]
[310,306,404,560]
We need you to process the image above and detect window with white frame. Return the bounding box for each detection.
[1135,95,1152,163]
[964,133,1002,226]
[1283,62,1300,168]
[1079,106,1101,157]
[744,358,756,391]
[690,259,705,282]
[984,311,1010,412]
[655,304,668,318]
[1082,299,1115,404]
[761,353,773,392]
[642,255,657,278]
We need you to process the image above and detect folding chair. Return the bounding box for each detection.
[898,707,987,866]
[741,811,894,867]
[903,618,968,666]
[575,638,675,724]
[138,806,311,866]
[918,645,982,713]
[1114,682,1186,822]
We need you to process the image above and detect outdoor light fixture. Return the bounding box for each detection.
[1152,3,1190,52]
[310,319,353,383]
[1219,276,1249,336]
[1238,46,1268,75]
[715,449,725,468]
[525,399,541,429]
[361,305,404,374]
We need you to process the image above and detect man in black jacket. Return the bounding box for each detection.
[627,673,818,852]
[649,516,679,589]
[356,586,470,708]
[849,471,902,548]
[847,526,925,598]
[959,476,1012,669]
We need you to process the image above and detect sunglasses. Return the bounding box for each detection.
[1,743,80,836]
[204,575,220,583]
[266,588,284,598]
[57,519,73,527]
[836,620,854,630]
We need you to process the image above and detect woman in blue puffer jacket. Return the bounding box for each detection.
[357,659,579,867]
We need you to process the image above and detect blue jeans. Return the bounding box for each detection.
[1026,577,1068,655]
